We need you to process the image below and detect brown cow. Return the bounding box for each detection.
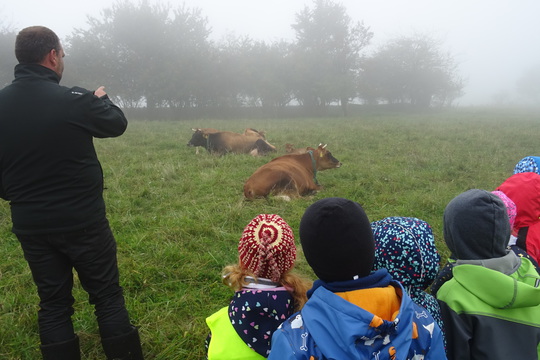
[244,144,341,199]
[187,128,276,156]
[187,128,219,154]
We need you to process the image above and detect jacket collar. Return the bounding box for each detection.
[14,63,60,84]
[455,250,521,275]
[307,269,393,298]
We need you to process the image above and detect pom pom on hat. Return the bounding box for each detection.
[238,214,296,282]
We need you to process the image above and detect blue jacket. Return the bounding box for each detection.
[269,270,446,359]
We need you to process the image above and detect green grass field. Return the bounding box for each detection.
[1,108,539,359]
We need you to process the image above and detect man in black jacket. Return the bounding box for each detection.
[0,26,143,359]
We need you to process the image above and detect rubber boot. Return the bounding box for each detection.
[40,335,81,360]
[101,326,144,360]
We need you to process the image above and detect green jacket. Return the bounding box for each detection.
[437,257,540,360]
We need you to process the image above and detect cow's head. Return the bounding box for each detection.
[187,128,218,147]
[254,139,277,155]
[187,128,206,147]
[313,144,341,170]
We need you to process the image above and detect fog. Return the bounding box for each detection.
[2,0,539,106]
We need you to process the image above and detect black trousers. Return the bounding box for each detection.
[17,218,133,345]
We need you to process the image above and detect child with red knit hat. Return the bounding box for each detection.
[205,214,311,359]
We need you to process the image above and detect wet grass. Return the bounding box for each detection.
[1,107,539,359]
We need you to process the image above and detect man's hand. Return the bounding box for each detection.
[94,86,107,98]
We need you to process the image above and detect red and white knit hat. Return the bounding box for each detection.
[238,214,296,282]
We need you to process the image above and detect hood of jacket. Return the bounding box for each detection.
[497,172,540,230]
[443,189,510,260]
[371,216,441,293]
[513,156,540,175]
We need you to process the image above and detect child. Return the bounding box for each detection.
[513,155,540,174]
[269,198,446,359]
[431,188,539,296]
[436,189,540,359]
[205,214,311,359]
[491,189,538,269]
[371,216,444,333]
[497,172,540,265]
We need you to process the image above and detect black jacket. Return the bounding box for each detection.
[0,64,127,234]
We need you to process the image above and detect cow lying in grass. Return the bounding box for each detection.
[244,144,341,199]
[187,128,275,155]
[187,128,218,154]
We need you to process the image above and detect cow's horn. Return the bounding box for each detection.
[322,144,327,149]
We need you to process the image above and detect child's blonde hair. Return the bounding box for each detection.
[222,263,312,311]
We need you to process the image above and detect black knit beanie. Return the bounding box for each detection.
[299,197,375,282]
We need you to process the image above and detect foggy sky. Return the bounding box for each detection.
[2,0,539,106]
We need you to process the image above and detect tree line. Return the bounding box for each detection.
[1,0,466,118]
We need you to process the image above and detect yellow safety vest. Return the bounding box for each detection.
[206,306,266,360]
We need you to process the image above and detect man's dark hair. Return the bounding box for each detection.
[15,26,60,64]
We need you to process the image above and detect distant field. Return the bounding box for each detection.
[1,108,539,359]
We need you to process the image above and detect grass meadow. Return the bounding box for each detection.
[1,108,539,359]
